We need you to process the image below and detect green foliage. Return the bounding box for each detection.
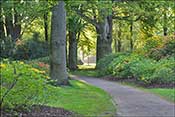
[150,57,175,84]
[1,60,116,116]
[31,56,50,64]
[97,53,175,85]
[148,38,175,60]
[0,37,15,59]
[14,33,49,60]
[0,59,48,110]
[0,33,49,60]
[97,53,119,76]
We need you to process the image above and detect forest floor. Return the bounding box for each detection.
[71,75,175,117]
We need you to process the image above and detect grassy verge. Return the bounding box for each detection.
[120,82,175,103]
[145,88,175,103]
[71,65,175,103]
[1,61,116,116]
[70,65,99,77]
[43,79,116,116]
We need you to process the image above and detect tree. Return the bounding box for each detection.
[44,11,49,42]
[67,15,85,70]
[70,1,113,64]
[50,1,68,85]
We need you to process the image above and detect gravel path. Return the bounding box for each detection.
[72,75,175,117]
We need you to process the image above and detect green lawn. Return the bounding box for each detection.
[70,65,99,77]
[42,80,116,116]
[120,82,175,103]
[71,66,175,103]
[145,88,175,103]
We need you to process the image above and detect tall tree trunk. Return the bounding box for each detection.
[96,15,112,64]
[0,2,5,39]
[68,30,77,70]
[117,22,122,52]
[12,10,21,41]
[4,3,21,42]
[130,22,133,51]
[163,12,167,36]
[50,1,68,85]
[114,38,117,53]
[44,12,48,42]
[117,40,121,52]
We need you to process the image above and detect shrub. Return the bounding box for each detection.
[31,57,50,64]
[97,53,119,76]
[0,59,49,111]
[130,58,157,84]
[0,37,15,59]
[150,57,175,84]
[14,39,49,60]
[147,38,175,60]
[97,52,175,85]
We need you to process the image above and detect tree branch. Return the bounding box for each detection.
[73,9,98,27]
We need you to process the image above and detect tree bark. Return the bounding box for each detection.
[4,3,21,42]
[96,15,112,64]
[68,30,77,70]
[163,12,167,36]
[44,12,48,42]
[50,1,68,85]
[117,22,122,52]
[0,2,5,39]
[130,22,133,51]
[74,6,113,65]
[117,40,121,52]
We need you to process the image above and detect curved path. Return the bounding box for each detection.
[72,75,175,117]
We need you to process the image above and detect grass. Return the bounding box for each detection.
[71,65,175,103]
[1,60,116,116]
[41,79,116,116]
[120,82,175,103]
[70,65,99,77]
[145,88,175,103]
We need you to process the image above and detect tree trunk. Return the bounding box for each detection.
[4,4,21,42]
[163,12,167,36]
[0,2,5,39]
[50,1,68,85]
[117,39,121,52]
[114,38,117,53]
[130,22,133,51]
[68,30,77,70]
[96,15,112,64]
[44,12,48,42]
[117,22,122,52]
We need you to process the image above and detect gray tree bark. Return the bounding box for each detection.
[96,15,112,64]
[74,7,112,66]
[68,31,77,70]
[50,1,68,85]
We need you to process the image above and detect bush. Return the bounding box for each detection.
[97,53,119,76]
[147,38,175,60]
[130,58,157,84]
[14,39,49,60]
[31,57,50,64]
[150,57,175,84]
[0,37,15,59]
[0,32,49,60]
[0,59,49,111]
[97,52,175,85]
